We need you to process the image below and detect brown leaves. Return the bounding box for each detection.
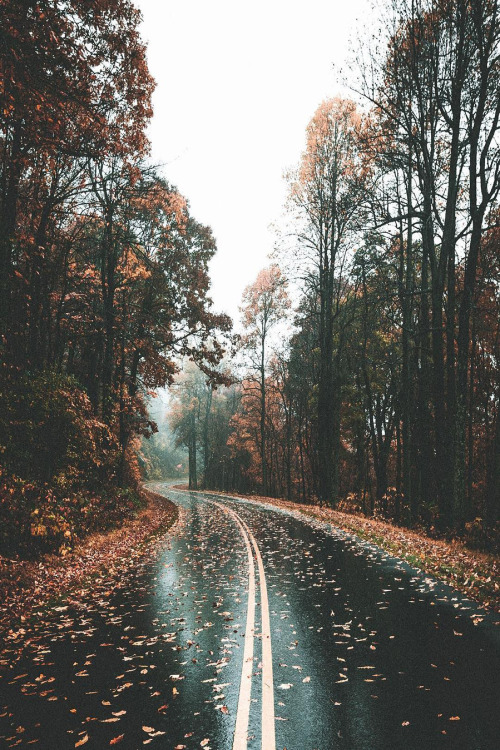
[0,492,178,633]
[75,734,89,747]
[238,493,499,612]
[142,726,166,740]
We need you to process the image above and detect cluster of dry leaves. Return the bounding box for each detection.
[0,490,178,636]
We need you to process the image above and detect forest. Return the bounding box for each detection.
[168,0,500,546]
[0,0,230,555]
[1,0,499,560]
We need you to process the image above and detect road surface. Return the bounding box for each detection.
[1,484,499,749]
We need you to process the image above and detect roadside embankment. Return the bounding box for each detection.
[0,489,178,637]
[175,485,499,614]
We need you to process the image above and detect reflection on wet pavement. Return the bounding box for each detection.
[1,484,499,750]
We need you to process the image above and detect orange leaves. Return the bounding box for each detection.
[241,264,290,332]
[298,98,363,187]
[117,248,151,284]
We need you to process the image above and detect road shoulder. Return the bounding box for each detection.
[0,489,178,637]
[173,485,499,615]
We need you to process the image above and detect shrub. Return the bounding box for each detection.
[0,370,142,556]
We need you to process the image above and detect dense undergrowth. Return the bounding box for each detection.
[332,490,500,555]
[0,370,145,558]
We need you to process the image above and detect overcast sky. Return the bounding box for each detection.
[136,0,369,323]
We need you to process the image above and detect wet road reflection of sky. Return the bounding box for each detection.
[1,485,499,750]
[1,494,252,749]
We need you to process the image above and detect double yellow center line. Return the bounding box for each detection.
[167,486,276,750]
[212,502,276,750]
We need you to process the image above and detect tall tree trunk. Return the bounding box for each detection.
[189,409,198,490]
[317,264,336,506]
[467,312,476,512]
[455,219,484,527]
[431,289,453,529]
[0,122,22,338]
[118,322,128,485]
[402,152,414,517]
[28,205,52,366]
[203,386,213,488]
[260,335,267,495]
[101,209,116,422]
[298,415,307,504]
[416,241,433,519]
[486,405,500,527]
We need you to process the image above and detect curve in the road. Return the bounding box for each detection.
[153,484,500,750]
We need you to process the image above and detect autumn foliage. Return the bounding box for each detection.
[0,0,230,554]
[169,2,499,550]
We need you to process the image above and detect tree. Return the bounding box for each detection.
[240,265,290,495]
[169,364,216,490]
[0,0,154,338]
[354,0,500,528]
[0,1,234,551]
[286,98,370,506]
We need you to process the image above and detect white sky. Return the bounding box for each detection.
[136,0,369,323]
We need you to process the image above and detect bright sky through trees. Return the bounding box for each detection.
[136,0,369,320]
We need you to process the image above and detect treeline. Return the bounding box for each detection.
[0,0,229,553]
[170,0,499,541]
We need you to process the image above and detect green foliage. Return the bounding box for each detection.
[140,432,187,479]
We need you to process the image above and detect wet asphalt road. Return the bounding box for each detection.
[1,484,499,750]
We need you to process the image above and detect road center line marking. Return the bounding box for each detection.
[219,506,256,750]
[240,518,276,750]
[213,501,276,750]
[170,487,276,750]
